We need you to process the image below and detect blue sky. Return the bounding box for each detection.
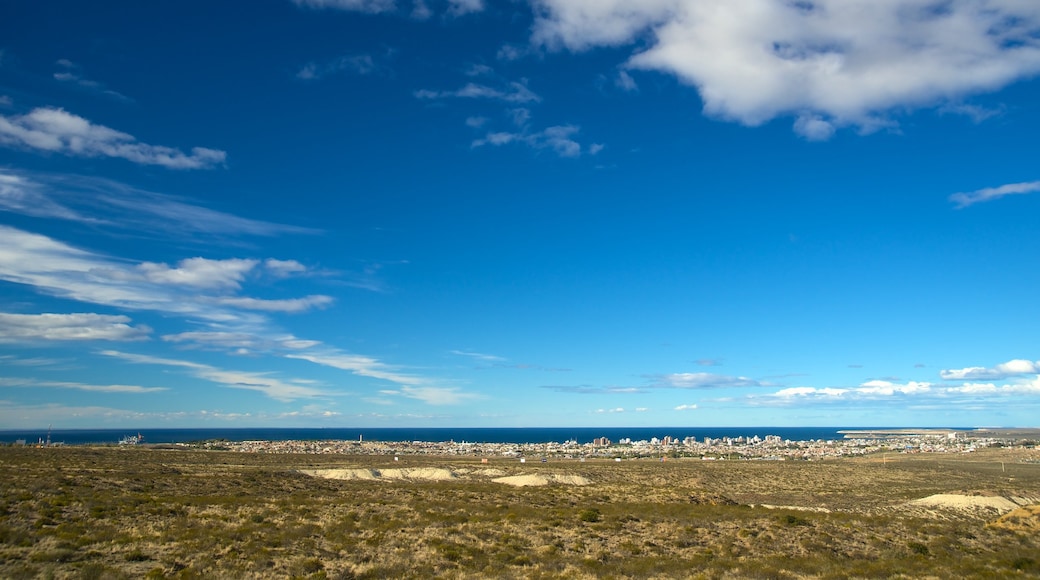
[2,0,1040,429]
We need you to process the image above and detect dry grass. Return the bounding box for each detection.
[1,446,1039,578]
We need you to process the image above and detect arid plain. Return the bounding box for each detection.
[1,444,1039,579]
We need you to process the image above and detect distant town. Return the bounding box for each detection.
[177,429,1039,461]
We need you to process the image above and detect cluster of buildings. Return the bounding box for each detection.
[189,430,1038,461]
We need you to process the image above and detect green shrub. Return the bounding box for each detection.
[579,508,601,523]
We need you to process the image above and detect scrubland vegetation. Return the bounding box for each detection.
[1,446,1038,578]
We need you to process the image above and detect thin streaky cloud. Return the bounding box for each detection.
[0,107,225,169]
[652,372,763,389]
[292,0,396,13]
[297,53,381,80]
[0,170,318,238]
[451,349,506,362]
[0,377,166,393]
[415,81,540,103]
[949,181,1040,209]
[100,350,328,402]
[472,124,585,158]
[53,59,132,103]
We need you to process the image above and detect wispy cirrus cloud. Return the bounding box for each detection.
[0,107,225,169]
[297,53,384,80]
[949,181,1040,209]
[651,372,763,389]
[53,59,132,102]
[415,81,541,103]
[381,385,483,405]
[542,385,643,394]
[214,295,335,313]
[0,376,165,393]
[0,312,150,342]
[450,349,506,362]
[472,124,594,158]
[0,170,318,238]
[292,0,396,13]
[286,351,426,386]
[101,350,328,402]
[530,0,1040,139]
[162,331,320,353]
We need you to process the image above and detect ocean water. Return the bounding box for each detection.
[0,426,933,446]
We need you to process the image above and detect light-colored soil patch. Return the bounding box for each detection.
[492,473,591,487]
[302,467,456,481]
[989,504,1040,532]
[900,493,1038,520]
[758,504,832,513]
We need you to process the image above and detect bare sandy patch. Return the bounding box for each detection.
[301,467,456,482]
[989,504,1040,532]
[900,493,1039,520]
[493,473,591,487]
[758,504,832,513]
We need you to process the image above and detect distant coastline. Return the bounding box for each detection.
[0,426,1000,447]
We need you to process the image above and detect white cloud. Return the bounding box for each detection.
[0,312,150,342]
[0,107,226,168]
[947,377,1040,396]
[656,372,761,389]
[0,170,316,238]
[264,258,308,278]
[772,386,848,398]
[102,349,328,402]
[793,114,836,141]
[53,60,132,102]
[293,0,396,12]
[856,380,931,396]
[0,96,11,107]
[464,64,494,77]
[287,351,426,386]
[411,0,432,19]
[674,403,698,411]
[0,377,165,393]
[214,295,335,313]
[530,1,1040,137]
[451,349,506,362]
[162,331,320,351]
[0,171,92,222]
[137,258,258,290]
[415,81,541,103]
[940,103,1005,123]
[0,226,329,322]
[395,385,481,405]
[465,116,488,128]
[497,44,530,61]
[949,180,1040,208]
[297,54,379,80]
[448,0,483,16]
[473,124,586,157]
[615,70,637,91]
[940,359,1040,380]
